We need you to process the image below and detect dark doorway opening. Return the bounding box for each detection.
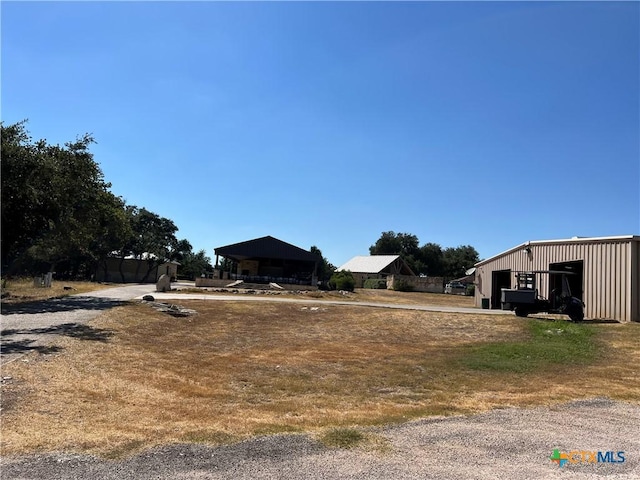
[549,260,584,301]
[491,270,511,309]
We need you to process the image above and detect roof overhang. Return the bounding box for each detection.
[476,235,640,267]
[215,236,319,263]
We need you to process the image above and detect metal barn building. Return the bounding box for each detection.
[474,235,640,322]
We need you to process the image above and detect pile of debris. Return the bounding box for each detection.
[141,295,197,317]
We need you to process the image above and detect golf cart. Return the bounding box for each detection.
[501,270,585,322]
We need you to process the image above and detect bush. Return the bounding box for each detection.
[328,270,355,292]
[363,278,387,289]
[392,279,414,292]
[466,284,475,296]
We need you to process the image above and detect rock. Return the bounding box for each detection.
[156,274,171,292]
[142,295,155,301]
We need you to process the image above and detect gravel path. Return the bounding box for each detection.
[0,284,155,365]
[2,398,638,479]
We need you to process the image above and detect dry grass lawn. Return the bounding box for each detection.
[1,278,118,304]
[2,299,638,459]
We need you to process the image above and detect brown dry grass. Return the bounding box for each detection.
[1,278,118,304]
[2,300,638,459]
[351,289,475,307]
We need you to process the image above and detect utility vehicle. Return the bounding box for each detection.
[501,270,584,322]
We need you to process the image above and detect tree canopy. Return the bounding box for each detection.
[1,121,193,279]
[369,231,479,278]
[310,245,336,282]
[2,121,131,276]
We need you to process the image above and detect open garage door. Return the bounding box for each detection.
[549,260,584,301]
[491,270,511,309]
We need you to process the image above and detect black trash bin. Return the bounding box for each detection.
[481,298,490,309]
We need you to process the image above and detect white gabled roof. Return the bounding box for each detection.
[337,255,401,274]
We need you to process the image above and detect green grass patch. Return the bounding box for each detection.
[319,428,365,449]
[460,319,598,373]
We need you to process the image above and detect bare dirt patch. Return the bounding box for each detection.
[1,300,638,459]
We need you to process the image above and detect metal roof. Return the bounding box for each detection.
[337,255,403,274]
[476,235,640,267]
[214,236,319,263]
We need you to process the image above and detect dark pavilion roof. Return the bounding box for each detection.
[214,236,320,263]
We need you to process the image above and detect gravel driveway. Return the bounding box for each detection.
[1,398,638,479]
[0,284,155,365]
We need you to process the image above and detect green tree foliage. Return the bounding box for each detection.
[442,245,480,279]
[369,231,419,257]
[1,121,194,281]
[369,231,479,279]
[1,121,130,277]
[114,206,187,283]
[420,242,444,276]
[179,249,214,280]
[369,231,424,274]
[310,245,336,281]
[329,270,355,292]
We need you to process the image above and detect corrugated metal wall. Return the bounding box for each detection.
[475,238,639,322]
[631,242,638,321]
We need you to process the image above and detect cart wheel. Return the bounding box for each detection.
[514,307,528,318]
[569,310,584,322]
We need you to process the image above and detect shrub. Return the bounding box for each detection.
[363,278,387,289]
[328,270,355,292]
[392,279,414,292]
[466,284,475,296]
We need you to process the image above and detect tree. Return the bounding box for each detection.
[369,231,419,257]
[419,242,444,276]
[369,231,479,278]
[442,245,480,279]
[310,245,336,282]
[179,249,214,280]
[1,121,130,277]
[114,206,181,283]
[369,231,422,274]
[329,270,355,292]
[1,121,46,270]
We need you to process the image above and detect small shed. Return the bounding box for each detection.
[474,235,640,322]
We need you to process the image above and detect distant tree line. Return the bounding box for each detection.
[369,231,480,279]
[1,121,213,280]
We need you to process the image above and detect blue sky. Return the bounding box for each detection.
[2,1,639,267]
